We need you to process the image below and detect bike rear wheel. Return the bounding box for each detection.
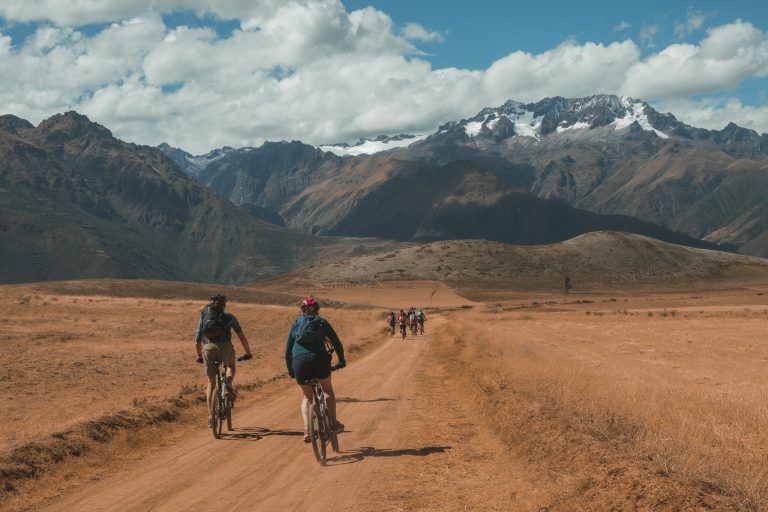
[309,403,327,465]
[327,415,340,453]
[211,393,223,439]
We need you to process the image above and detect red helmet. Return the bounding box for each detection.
[301,296,319,313]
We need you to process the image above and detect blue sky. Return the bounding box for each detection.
[0,0,766,152]
[355,0,767,103]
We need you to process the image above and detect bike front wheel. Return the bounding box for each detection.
[309,404,327,465]
[226,400,233,431]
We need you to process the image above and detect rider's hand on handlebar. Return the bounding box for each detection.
[196,356,204,364]
[336,359,346,369]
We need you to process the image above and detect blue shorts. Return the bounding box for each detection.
[292,352,332,384]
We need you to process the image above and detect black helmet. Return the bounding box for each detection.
[210,294,227,304]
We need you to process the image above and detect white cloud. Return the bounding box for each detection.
[0,1,767,153]
[674,9,707,38]
[621,21,768,99]
[638,24,658,48]
[401,22,443,43]
[613,21,631,32]
[653,97,768,134]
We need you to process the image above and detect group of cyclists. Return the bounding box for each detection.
[194,294,345,443]
[194,295,429,443]
[386,307,427,339]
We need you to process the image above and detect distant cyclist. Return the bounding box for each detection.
[408,308,418,335]
[417,308,426,334]
[285,297,346,443]
[386,312,396,336]
[397,309,407,339]
[195,294,252,427]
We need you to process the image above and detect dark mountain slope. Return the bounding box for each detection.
[280,157,722,250]
[0,112,399,284]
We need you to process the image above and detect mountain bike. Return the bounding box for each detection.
[388,323,395,336]
[418,319,425,335]
[410,321,418,335]
[306,365,342,465]
[210,355,249,439]
[399,322,407,339]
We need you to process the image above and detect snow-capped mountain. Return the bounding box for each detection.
[157,94,768,258]
[440,95,671,142]
[319,133,427,156]
[157,143,241,176]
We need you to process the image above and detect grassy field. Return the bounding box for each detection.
[435,290,768,510]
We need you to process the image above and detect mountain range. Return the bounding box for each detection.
[162,95,768,257]
[2,94,766,285]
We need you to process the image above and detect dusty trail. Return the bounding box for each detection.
[43,324,440,512]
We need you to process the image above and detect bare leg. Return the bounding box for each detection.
[206,375,216,415]
[299,384,313,426]
[318,376,338,423]
[225,365,236,388]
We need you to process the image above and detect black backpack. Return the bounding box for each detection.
[294,315,326,346]
[201,302,231,338]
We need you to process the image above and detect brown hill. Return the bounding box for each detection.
[264,231,768,291]
[0,112,400,284]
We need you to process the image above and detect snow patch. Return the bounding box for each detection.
[556,121,591,133]
[319,134,428,156]
[505,111,542,139]
[464,114,491,137]
[613,100,669,138]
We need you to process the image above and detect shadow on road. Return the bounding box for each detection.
[327,445,450,465]
[220,427,302,441]
[337,397,396,403]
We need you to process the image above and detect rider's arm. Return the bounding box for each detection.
[323,321,345,363]
[235,331,252,356]
[284,327,296,376]
[229,315,252,356]
[195,316,204,359]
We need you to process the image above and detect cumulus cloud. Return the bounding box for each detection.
[0,1,767,152]
[621,21,768,99]
[653,97,768,134]
[401,22,443,43]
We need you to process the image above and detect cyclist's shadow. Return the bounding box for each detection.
[220,427,303,441]
[326,445,450,465]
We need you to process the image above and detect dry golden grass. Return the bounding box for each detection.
[0,282,383,511]
[436,290,768,510]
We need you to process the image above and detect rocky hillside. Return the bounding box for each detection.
[0,112,399,284]
[161,140,724,252]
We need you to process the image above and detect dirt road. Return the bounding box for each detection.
[43,325,441,512]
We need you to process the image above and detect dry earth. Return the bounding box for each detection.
[2,279,768,511]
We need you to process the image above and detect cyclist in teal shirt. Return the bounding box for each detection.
[285,297,346,442]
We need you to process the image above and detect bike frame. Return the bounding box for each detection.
[306,365,341,465]
[208,355,248,439]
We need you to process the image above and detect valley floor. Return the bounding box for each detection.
[2,282,768,510]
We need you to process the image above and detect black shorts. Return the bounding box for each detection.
[292,351,332,384]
